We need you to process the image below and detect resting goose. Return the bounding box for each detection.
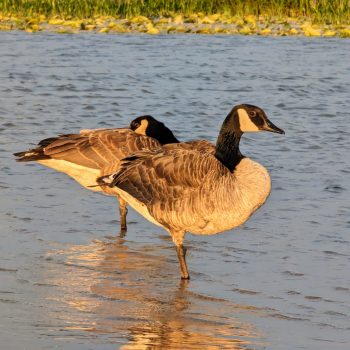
[99,104,284,279]
[14,115,179,231]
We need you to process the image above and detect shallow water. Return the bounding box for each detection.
[0,32,350,349]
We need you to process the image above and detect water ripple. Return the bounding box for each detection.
[0,33,349,350]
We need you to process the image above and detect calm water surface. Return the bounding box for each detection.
[0,32,349,349]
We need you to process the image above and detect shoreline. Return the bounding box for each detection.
[1,13,350,37]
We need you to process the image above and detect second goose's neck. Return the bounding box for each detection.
[214,128,243,172]
[159,130,180,145]
[152,125,180,145]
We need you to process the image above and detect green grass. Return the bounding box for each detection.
[1,0,350,24]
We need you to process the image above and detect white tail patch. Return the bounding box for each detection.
[116,187,164,228]
[134,119,149,135]
[37,159,101,192]
[100,173,115,185]
[238,108,260,132]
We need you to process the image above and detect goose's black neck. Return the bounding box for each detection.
[159,127,180,145]
[157,127,180,145]
[147,122,180,145]
[214,110,244,172]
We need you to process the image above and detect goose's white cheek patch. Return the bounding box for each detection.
[134,119,149,135]
[238,109,260,132]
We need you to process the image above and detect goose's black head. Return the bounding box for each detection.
[215,104,284,171]
[129,115,179,145]
[227,104,284,135]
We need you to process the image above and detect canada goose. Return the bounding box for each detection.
[99,104,284,279]
[14,115,179,231]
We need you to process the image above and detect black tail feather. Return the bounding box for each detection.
[13,146,50,162]
[13,151,28,157]
[15,154,51,162]
[38,137,60,147]
[14,135,62,162]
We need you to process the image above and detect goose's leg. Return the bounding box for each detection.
[171,231,190,280]
[176,244,190,280]
[118,197,128,232]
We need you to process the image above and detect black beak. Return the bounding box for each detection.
[264,119,285,134]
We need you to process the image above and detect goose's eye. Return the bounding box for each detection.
[133,122,140,128]
[249,111,256,118]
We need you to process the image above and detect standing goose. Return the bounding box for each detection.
[99,104,284,279]
[14,115,179,231]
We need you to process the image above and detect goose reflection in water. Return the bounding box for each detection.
[43,235,266,349]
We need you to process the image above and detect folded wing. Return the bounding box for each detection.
[15,129,162,170]
[106,144,227,231]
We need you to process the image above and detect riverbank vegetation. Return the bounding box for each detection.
[1,0,350,37]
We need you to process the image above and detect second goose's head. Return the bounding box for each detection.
[223,104,284,135]
[130,115,179,145]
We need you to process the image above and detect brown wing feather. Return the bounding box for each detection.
[109,145,227,230]
[184,139,215,153]
[42,129,162,169]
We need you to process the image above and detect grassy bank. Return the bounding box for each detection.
[0,0,350,37]
[1,0,350,24]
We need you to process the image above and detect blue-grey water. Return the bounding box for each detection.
[0,32,349,349]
